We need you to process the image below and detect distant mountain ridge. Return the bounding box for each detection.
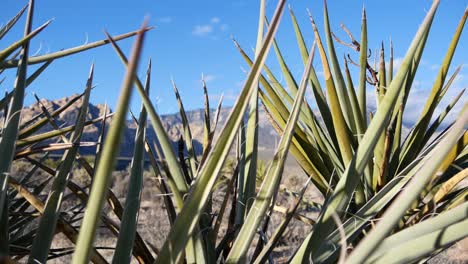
[18,94,281,157]
[18,94,413,160]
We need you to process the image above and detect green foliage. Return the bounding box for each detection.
[0,0,466,263]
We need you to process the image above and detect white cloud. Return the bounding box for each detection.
[454,73,464,83]
[430,64,440,71]
[412,80,422,89]
[209,89,238,102]
[235,80,244,87]
[193,17,228,37]
[405,84,466,126]
[210,17,220,24]
[392,57,404,71]
[158,17,173,23]
[192,25,213,36]
[203,74,216,83]
[220,24,229,31]
[364,76,466,127]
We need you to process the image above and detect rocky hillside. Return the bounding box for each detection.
[17,94,281,157]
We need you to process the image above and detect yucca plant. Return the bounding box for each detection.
[0,0,467,263]
[229,0,468,263]
[0,1,153,263]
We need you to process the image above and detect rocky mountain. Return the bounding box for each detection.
[16,94,416,162]
[17,94,281,157]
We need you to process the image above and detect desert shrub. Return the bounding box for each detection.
[0,0,466,264]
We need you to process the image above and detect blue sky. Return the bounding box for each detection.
[2,0,467,122]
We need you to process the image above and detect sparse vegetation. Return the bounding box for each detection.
[0,0,467,263]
